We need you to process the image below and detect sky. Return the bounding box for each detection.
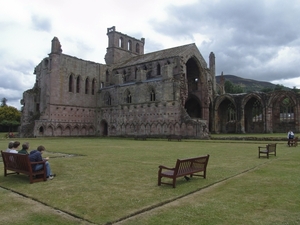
[1,0,300,110]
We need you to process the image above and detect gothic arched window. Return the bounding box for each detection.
[92,79,96,95]
[157,63,161,75]
[76,76,80,93]
[126,90,132,103]
[104,92,112,106]
[128,40,132,51]
[252,99,262,122]
[85,78,89,94]
[280,97,294,122]
[119,37,124,48]
[69,74,73,92]
[150,89,156,101]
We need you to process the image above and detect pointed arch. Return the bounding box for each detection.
[157,63,161,75]
[106,70,109,82]
[104,92,112,106]
[214,95,237,133]
[125,89,132,103]
[69,74,74,92]
[135,67,138,79]
[244,95,264,133]
[85,77,89,94]
[149,87,156,102]
[270,91,297,132]
[128,40,132,51]
[76,76,81,93]
[119,37,124,48]
[186,57,201,92]
[92,78,96,95]
[185,95,202,118]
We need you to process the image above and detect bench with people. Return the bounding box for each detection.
[2,141,56,183]
[287,130,298,147]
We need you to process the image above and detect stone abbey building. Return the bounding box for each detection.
[20,26,299,138]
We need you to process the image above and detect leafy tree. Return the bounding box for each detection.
[224,80,244,94]
[292,86,300,93]
[274,84,284,91]
[0,105,21,132]
[261,87,274,93]
[1,98,7,107]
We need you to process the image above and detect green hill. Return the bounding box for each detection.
[216,74,290,92]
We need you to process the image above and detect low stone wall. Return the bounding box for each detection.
[210,136,288,141]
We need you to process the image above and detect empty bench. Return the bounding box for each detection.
[1,151,47,183]
[134,135,147,140]
[158,155,210,188]
[167,135,182,141]
[258,143,277,158]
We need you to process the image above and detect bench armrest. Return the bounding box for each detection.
[158,165,174,170]
[30,161,46,165]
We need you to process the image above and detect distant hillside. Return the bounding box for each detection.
[215,74,290,92]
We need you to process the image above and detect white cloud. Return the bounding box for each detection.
[1,0,300,109]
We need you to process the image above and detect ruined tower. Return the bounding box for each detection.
[104,26,145,65]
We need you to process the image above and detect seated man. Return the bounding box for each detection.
[29,146,56,180]
[19,142,30,154]
[287,130,295,146]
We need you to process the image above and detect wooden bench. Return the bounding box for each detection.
[158,155,210,188]
[258,143,277,158]
[289,137,298,147]
[134,135,147,140]
[167,135,182,141]
[1,151,47,183]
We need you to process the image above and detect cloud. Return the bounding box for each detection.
[1,0,300,110]
[31,14,52,32]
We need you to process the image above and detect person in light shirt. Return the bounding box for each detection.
[5,141,14,152]
[5,141,20,153]
[287,130,295,146]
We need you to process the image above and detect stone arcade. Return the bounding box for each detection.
[20,26,299,138]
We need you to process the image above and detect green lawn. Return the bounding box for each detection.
[0,136,299,225]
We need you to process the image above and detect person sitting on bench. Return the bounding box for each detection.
[287,130,295,146]
[29,146,56,180]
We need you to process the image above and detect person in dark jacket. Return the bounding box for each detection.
[18,142,29,154]
[29,145,55,180]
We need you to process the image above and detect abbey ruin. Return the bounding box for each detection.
[20,26,299,138]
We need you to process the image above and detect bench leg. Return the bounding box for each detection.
[172,178,176,188]
[158,175,161,186]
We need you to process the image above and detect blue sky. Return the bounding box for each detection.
[1,0,300,109]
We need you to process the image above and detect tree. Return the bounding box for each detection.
[1,98,7,107]
[274,84,284,91]
[292,86,300,93]
[224,80,244,94]
[0,105,21,132]
[261,87,274,93]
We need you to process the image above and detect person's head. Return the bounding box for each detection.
[22,142,29,150]
[12,141,20,149]
[8,141,14,149]
[37,145,46,153]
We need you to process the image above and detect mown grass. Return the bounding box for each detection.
[0,135,299,225]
